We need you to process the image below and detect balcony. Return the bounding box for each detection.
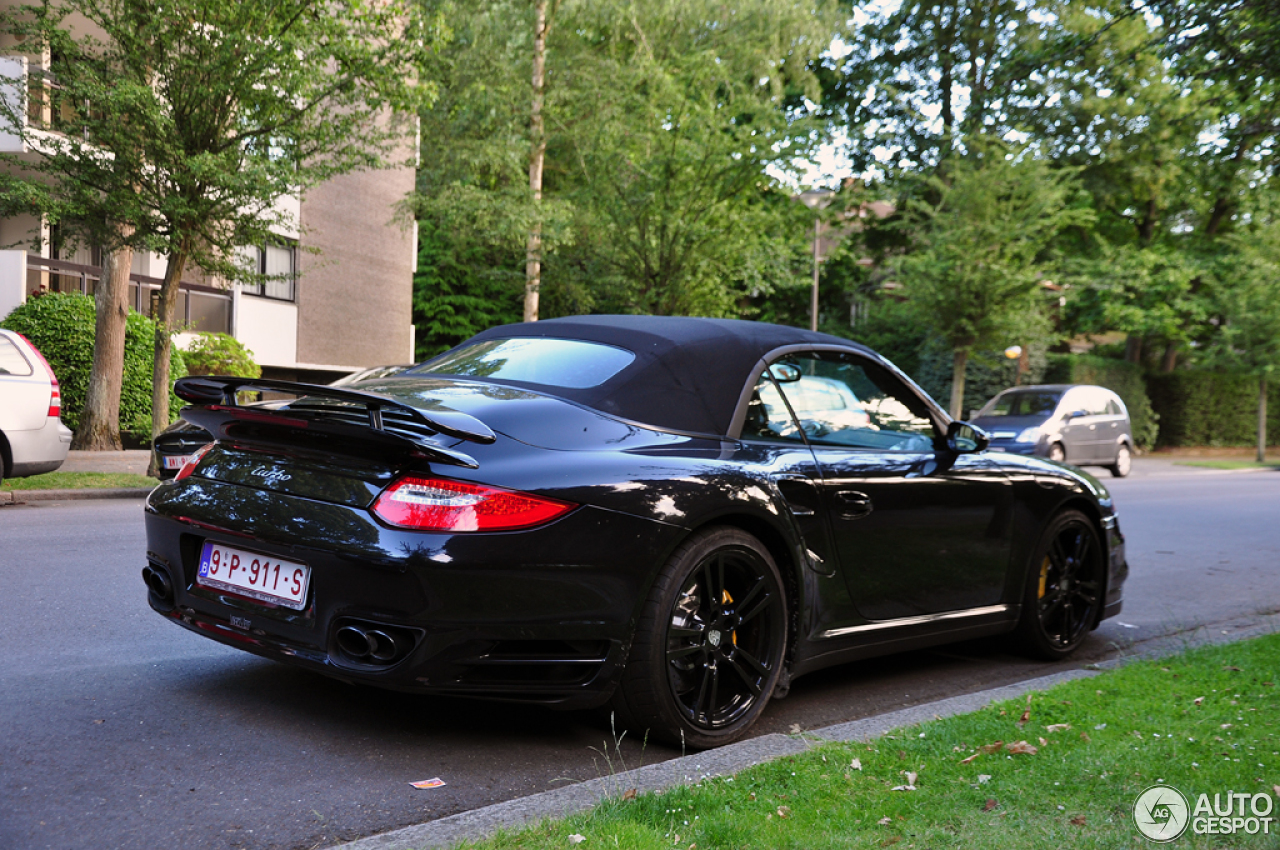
[26,256,232,334]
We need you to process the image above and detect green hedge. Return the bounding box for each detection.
[1044,354,1160,449]
[0,292,185,436]
[1146,370,1280,448]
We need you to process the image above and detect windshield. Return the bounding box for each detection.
[978,390,1061,418]
[411,337,636,390]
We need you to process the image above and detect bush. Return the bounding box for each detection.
[182,332,261,378]
[1146,369,1280,448]
[0,291,186,434]
[1044,354,1160,449]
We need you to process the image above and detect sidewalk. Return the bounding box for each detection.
[1,449,155,503]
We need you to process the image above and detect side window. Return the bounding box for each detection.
[742,372,803,443]
[749,351,937,451]
[1080,388,1109,416]
[0,336,33,376]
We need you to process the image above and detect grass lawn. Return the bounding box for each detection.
[5,471,156,490]
[1175,460,1280,471]
[457,635,1280,849]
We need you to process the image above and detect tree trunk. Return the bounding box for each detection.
[147,251,188,477]
[949,348,969,420]
[1160,341,1178,373]
[523,0,548,323]
[1124,334,1142,364]
[72,237,134,451]
[1259,375,1268,464]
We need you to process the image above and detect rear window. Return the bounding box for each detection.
[0,335,34,376]
[414,338,635,389]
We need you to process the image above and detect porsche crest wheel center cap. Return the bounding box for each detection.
[707,629,722,648]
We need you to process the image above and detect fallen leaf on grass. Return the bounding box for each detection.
[1005,741,1038,755]
[880,838,901,847]
[622,788,637,801]
[984,798,998,812]
[1071,815,1087,826]
[1038,737,1049,746]
[1017,695,1032,726]
[978,775,992,784]
[850,758,862,770]
[1194,697,1204,706]
[1045,723,1070,733]
[877,817,892,826]
[1079,732,1091,743]
[789,723,803,734]
[959,741,1004,764]
[1273,785,1280,798]
[1223,666,1242,672]
[568,835,586,845]
[776,806,790,819]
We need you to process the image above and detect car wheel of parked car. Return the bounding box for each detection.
[1048,442,1066,463]
[1110,444,1132,478]
[612,527,788,749]
[1013,510,1104,660]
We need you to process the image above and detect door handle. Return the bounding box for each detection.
[835,490,873,519]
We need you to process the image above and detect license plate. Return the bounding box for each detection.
[197,542,310,609]
[164,453,197,470]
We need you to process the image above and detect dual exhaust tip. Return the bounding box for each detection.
[143,563,174,607]
[335,623,409,666]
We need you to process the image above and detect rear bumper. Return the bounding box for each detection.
[5,418,72,477]
[144,477,681,708]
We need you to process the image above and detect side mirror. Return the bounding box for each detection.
[947,420,989,454]
[767,363,802,383]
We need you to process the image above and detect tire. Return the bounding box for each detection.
[611,527,788,749]
[1048,442,1066,463]
[1012,510,1104,660]
[1109,444,1132,478]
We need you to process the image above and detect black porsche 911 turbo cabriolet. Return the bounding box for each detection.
[144,315,1127,748]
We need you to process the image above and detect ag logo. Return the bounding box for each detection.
[1134,784,1190,842]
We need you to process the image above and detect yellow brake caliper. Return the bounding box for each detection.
[723,589,737,644]
[1038,556,1051,599]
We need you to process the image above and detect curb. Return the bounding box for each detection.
[336,671,1095,850]
[333,610,1280,850]
[1,487,153,503]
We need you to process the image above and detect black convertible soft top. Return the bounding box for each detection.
[425,315,876,437]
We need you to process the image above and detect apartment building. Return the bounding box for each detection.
[0,15,417,383]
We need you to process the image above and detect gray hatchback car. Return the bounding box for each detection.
[972,384,1133,477]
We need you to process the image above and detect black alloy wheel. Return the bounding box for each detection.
[612,527,787,749]
[1013,510,1104,660]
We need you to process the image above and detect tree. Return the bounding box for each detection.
[889,148,1092,418]
[1,0,444,468]
[1202,214,1280,461]
[412,0,839,320]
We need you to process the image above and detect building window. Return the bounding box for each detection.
[237,242,296,301]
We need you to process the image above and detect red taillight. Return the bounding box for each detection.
[371,476,576,532]
[175,444,214,482]
[17,333,61,418]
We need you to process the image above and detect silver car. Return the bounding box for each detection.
[973,384,1134,477]
[0,329,72,486]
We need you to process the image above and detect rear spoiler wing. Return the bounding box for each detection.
[174,375,495,469]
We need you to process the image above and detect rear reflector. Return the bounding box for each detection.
[371,476,576,532]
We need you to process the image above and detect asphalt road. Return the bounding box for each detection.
[1,464,1278,850]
